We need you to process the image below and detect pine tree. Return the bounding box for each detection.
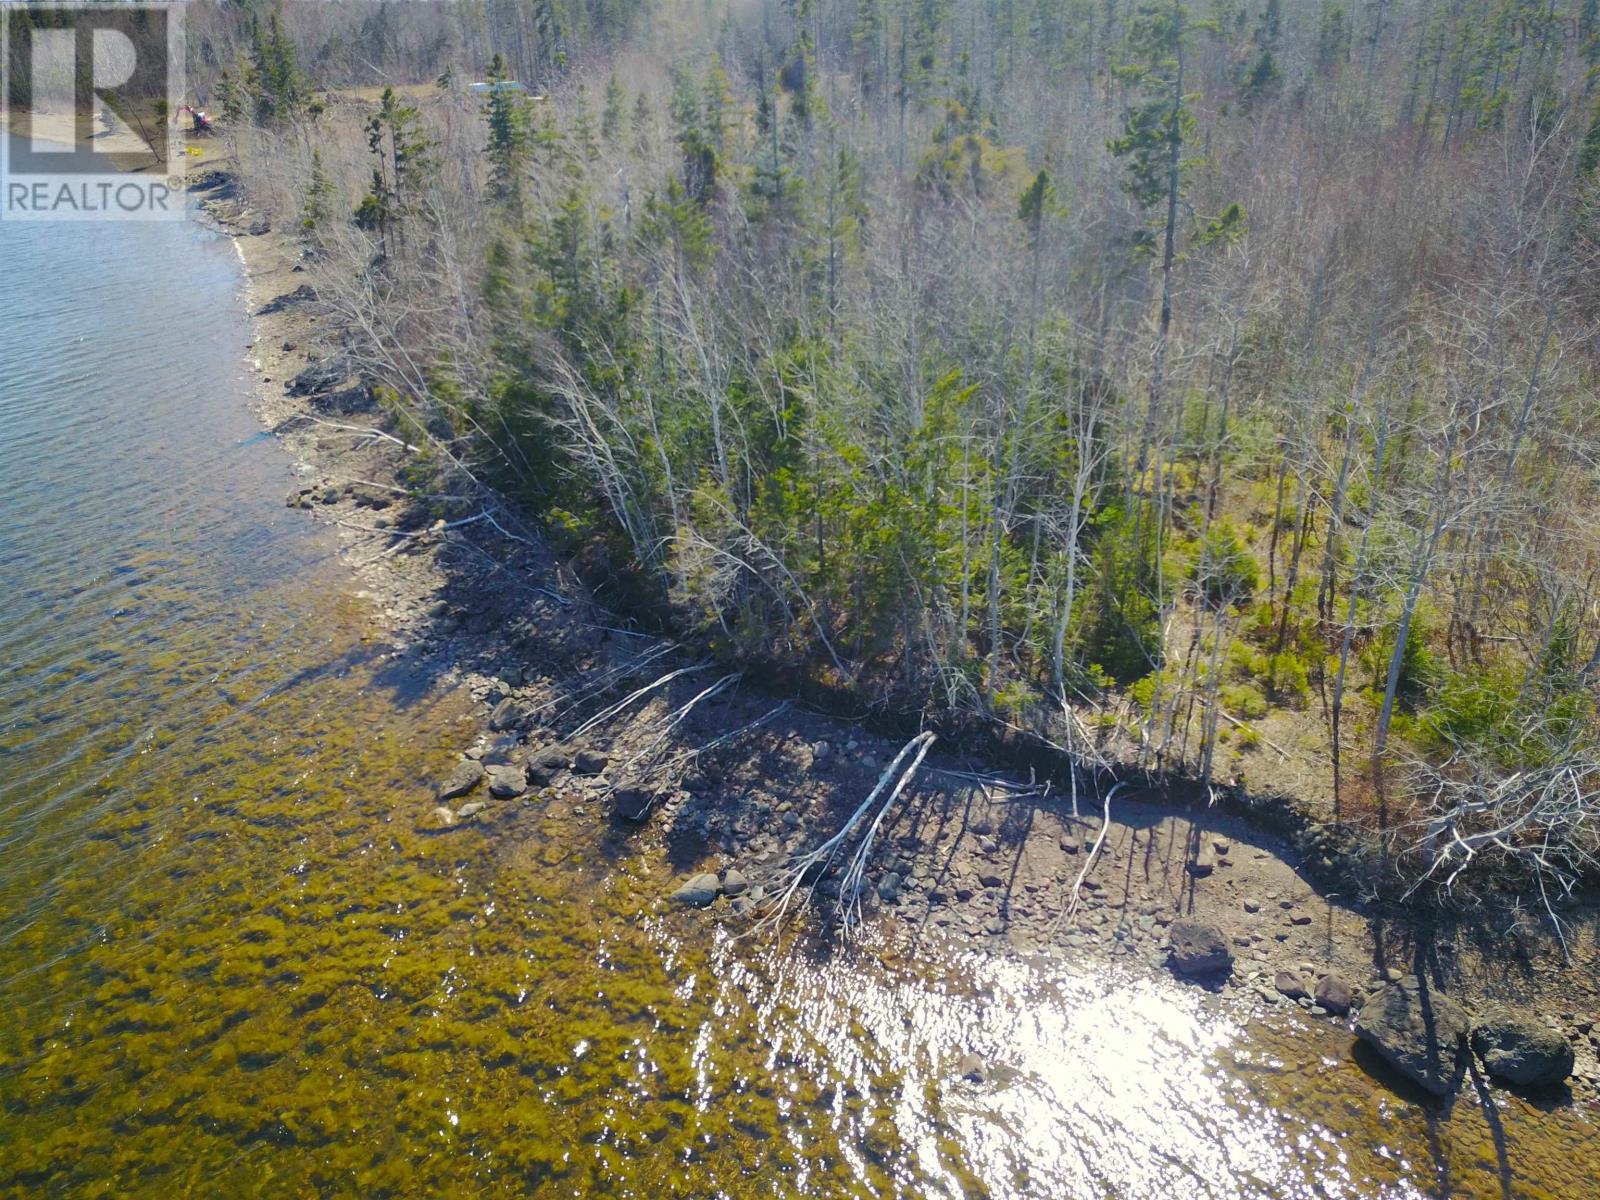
[601,73,626,142]
[1580,100,1600,175]
[483,52,531,209]
[356,87,432,258]
[300,147,334,241]
[1241,50,1281,110]
[250,13,302,126]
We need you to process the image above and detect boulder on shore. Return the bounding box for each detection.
[1354,977,1471,1096]
[1471,1009,1574,1088]
[1274,970,1313,1001]
[1167,919,1233,978]
[488,697,533,733]
[670,873,722,907]
[436,759,485,802]
[574,748,610,775]
[1314,973,1355,1015]
[612,787,655,822]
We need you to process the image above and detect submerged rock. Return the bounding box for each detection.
[424,806,458,831]
[956,1052,987,1084]
[486,764,528,799]
[670,873,722,906]
[1168,919,1233,978]
[1471,1009,1574,1088]
[1354,977,1471,1096]
[721,868,749,897]
[525,746,571,785]
[435,759,485,802]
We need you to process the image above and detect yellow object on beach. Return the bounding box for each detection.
[186,146,203,157]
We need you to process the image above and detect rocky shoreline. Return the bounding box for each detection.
[195,160,1600,1108]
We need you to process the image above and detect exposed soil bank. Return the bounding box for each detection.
[195,160,1600,1105]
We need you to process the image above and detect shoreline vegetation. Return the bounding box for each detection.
[174,0,1600,1106]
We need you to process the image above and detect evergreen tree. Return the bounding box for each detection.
[483,52,531,210]
[601,73,627,142]
[356,87,432,258]
[250,12,302,125]
[300,147,334,241]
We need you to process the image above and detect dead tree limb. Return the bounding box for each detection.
[755,731,937,937]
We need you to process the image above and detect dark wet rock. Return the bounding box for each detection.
[670,873,722,906]
[1354,978,1471,1096]
[1058,833,1080,854]
[488,697,532,733]
[574,749,609,775]
[525,746,570,785]
[613,787,655,822]
[721,868,749,897]
[286,357,350,398]
[258,282,316,316]
[1289,913,1313,926]
[1167,920,1233,978]
[1186,846,1217,877]
[1471,1010,1574,1087]
[317,383,375,416]
[877,872,903,902]
[1274,970,1313,1001]
[486,765,527,799]
[436,759,485,802]
[1315,974,1355,1015]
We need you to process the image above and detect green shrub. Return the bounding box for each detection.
[1265,649,1310,707]
[1192,520,1259,607]
[1220,682,1268,719]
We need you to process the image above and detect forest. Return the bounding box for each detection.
[191,0,1600,906]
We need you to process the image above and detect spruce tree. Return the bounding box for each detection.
[482,53,531,209]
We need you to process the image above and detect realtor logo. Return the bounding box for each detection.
[1,2,185,220]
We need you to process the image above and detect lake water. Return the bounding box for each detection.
[1,148,1596,1198]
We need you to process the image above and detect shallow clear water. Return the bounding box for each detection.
[1,162,1595,1198]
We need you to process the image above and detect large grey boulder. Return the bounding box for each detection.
[1471,1009,1574,1088]
[1314,973,1356,1016]
[1167,919,1233,977]
[1354,977,1471,1095]
[670,873,722,907]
